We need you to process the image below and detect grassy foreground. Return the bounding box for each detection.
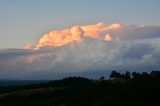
[0,71,160,106]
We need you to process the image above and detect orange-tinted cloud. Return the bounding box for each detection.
[35,22,121,49]
[104,34,112,41]
[25,43,33,49]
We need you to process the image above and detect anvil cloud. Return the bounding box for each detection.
[0,23,160,80]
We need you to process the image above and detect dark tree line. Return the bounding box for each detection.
[110,70,160,80]
[110,71,131,80]
[1,70,160,106]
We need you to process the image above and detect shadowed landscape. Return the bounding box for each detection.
[0,70,160,106]
[0,0,160,106]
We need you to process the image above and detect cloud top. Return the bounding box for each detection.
[1,22,160,80]
[35,23,121,48]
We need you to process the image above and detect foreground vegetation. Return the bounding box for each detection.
[0,70,160,106]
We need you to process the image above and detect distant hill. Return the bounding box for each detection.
[0,71,160,106]
[0,80,49,86]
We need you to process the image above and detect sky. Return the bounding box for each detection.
[0,0,160,48]
[0,0,160,80]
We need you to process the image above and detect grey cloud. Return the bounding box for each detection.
[0,25,160,79]
[114,26,160,41]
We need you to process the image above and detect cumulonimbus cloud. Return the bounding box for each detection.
[1,22,160,80]
[34,22,121,49]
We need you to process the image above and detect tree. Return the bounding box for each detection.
[151,71,160,79]
[132,72,141,79]
[99,76,105,81]
[142,72,150,79]
[110,70,122,79]
[124,71,131,79]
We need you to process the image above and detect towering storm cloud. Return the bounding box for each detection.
[1,22,160,80]
[35,23,121,48]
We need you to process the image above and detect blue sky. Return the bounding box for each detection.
[0,0,160,48]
